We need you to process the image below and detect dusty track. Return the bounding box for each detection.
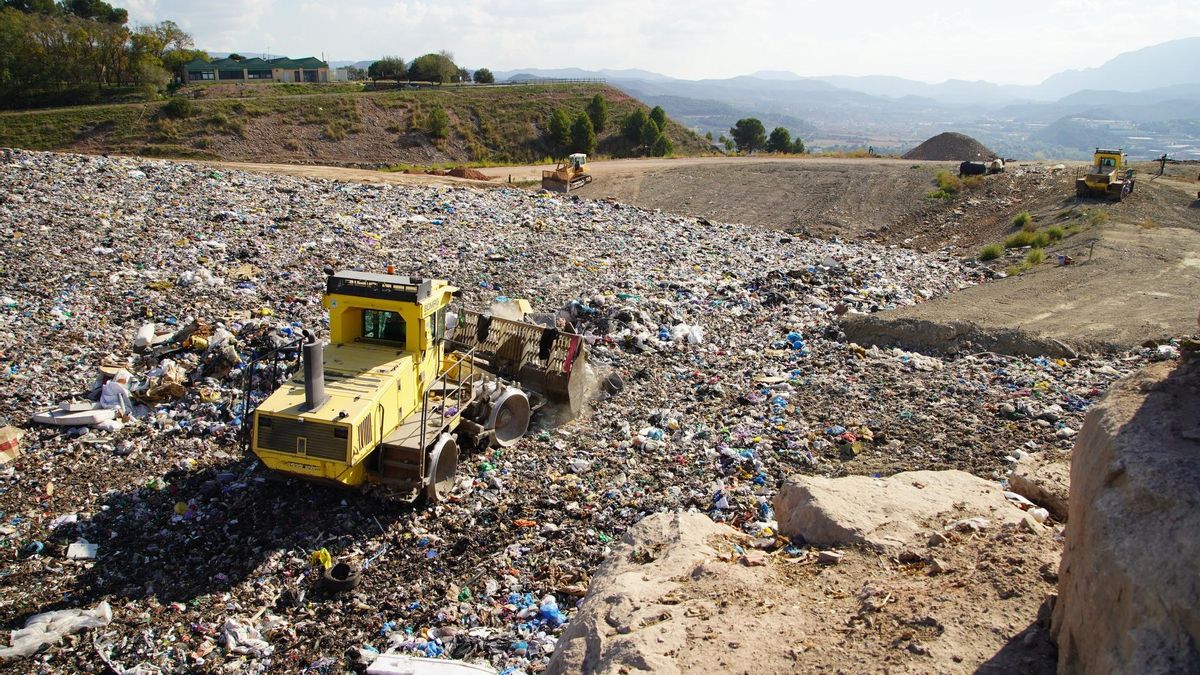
[482,156,956,237]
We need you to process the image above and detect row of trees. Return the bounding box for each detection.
[0,1,204,108]
[541,94,678,158]
[727,118,805,154]
[622,105,673,156]
[367,53,496,85]
[544,93,609,155]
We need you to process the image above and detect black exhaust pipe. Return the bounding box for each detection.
[302,330,329,412]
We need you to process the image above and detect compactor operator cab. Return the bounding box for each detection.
[569,153,587,170]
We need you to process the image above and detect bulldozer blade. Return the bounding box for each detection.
[450,309,588,416]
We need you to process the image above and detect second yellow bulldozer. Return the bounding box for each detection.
[541,153,593,192]
[1076,148,1135,201]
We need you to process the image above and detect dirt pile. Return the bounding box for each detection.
[903,132,996,161]
[551,496,1062,673]
[447,167,491,181]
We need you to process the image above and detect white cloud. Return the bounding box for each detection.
[112,0,1200,83]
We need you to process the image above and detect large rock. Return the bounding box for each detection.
[774,469,1026,550]
[546,512,741,674]
[1051,360,1200,674]
[1008,452,1070,521]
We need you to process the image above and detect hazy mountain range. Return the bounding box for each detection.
[493,37,1200,159]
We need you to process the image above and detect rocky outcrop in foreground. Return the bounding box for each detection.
[1052,359,1200,674]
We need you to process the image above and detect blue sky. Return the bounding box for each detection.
[117,0,1199,84]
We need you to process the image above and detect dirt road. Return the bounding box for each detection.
[482,156,962,237]
[205,155,966,239]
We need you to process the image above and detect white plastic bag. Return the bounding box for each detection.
[0,601,112,659]
[219,617,273,657]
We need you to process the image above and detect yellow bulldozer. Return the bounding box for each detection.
[1076,148,1135,201]
[541,153,593,192]
[247,271,589,501]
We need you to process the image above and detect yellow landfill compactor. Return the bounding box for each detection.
[250,271,589,501]
[1076,148,1135,200]
[541,153,593,192]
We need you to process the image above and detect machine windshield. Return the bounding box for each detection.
[363,309,406,346]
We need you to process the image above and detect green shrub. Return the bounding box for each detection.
[1086,209,1109,226]
[926,189,954,200]
[426,106,450,138]
[935,170,961,193]
[208,112,229,127]
[1005,265,1024,277]
[978,243,1004,261]
[962,175,983,189]
[1025,248,1045,266]
[1013,211,1033,231]
[323,122,347,141]
[1005,231,1036,248]
[1031,232,1051,248]
[1045,226,1065,241]
[156,118,180,139]
[161,97,194,119]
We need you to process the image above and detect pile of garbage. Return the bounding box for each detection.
[0,150,1176,672]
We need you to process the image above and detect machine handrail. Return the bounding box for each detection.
[419,346,478,454]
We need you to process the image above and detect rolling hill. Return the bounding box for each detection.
[0,83,708,166]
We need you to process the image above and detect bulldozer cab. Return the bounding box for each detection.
[569,153,587,170]
[1092,148,1125,175]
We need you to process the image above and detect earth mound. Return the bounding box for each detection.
[447,167,491,181]
[903,132,996,161]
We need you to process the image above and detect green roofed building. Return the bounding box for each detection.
[185,55,329,84]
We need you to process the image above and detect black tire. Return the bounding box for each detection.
[321,562,361,592]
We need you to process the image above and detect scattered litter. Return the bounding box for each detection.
[66,539,98,560]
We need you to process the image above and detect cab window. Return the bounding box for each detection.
[363,309,406,347]
[430,308,446,343]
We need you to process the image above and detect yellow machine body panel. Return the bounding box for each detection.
[250,273,459,487]
[252,345,412,486]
